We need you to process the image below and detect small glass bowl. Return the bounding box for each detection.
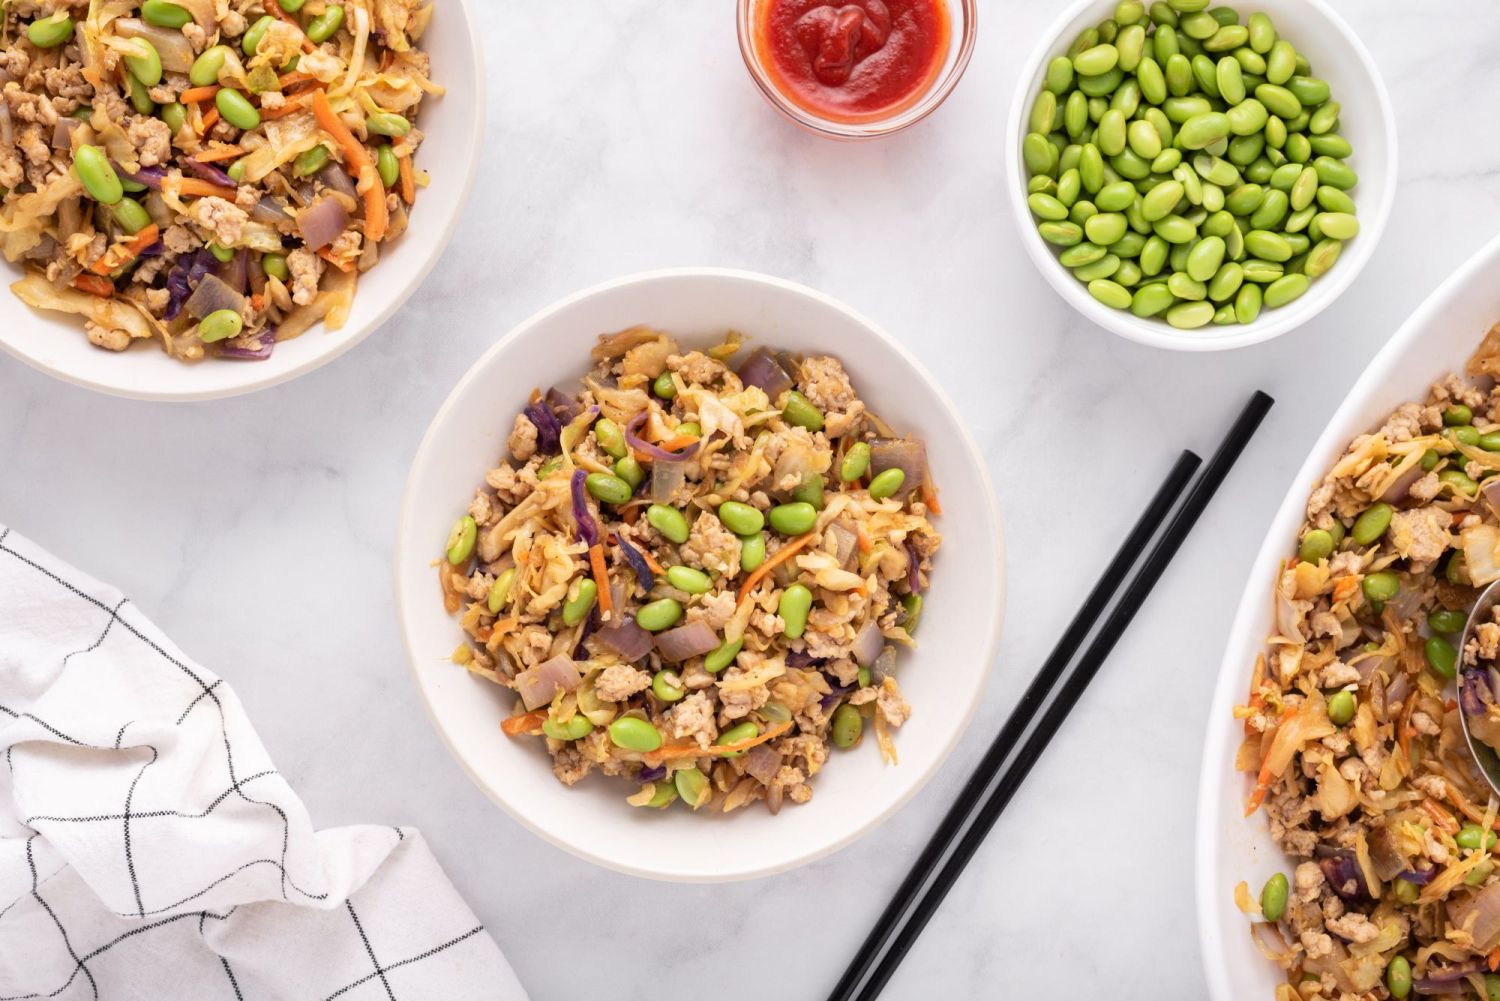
[737,0,976,140]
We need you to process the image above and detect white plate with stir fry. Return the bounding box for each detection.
[1198,233,1500,1000]
[395,268,1006,882]
[0,0,481,400]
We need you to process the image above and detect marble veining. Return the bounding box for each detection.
[4,1,1500,997]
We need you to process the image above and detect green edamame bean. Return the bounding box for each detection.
[1185,236,1224,281]
[1385,956,1412,1000]
[1262,273,1309,308]
[646,504,689,544]
[190,45,229,87]
[652,371,676,399]
[561,578,597,627]
[702,637,744,677]
[666,565,711,595]
[1303,239,1341,280]
[294,144,330,177]
[110,197,151,235]
[1166,300,1215,328]
[1313,212,1358,241]
[608,716,663,752]
[768,502,818,536]
[1073,256,1119,282]
[1127,119,1162,160]
[1084,212,1127,245]
[1426,635,1458,680]
[142,0,192,27]
[1153,215,1198,244]
[1265,39,1296,84]
[709,503,764,541]
[651,669,686,704]
[1039,221,1084,246]
[585,472,632,506]
[1231,282,1260,323]
[831,704,863,749]
[1357,569,1398,603]
[1088,279,1133,310]
[374,144,399,188]
[1441,468,1479,498]
[1177,111,1229,150]
[242,14,274,56]
[740,533,766,574]
[306,4,344,43]
[1167,271,1206,301]
[674,766,708,808]
[216,88,260,130]
[1457,824,1498,851]
[612,457,644,492]
[1260,872,1288,922]
[868,468,906,501]
[1078,143,1105,192]
[779,583,813,639]
[280,0,308,10]
[1023,132,1057,176]
[1316,186,1355,215]
[1246,12,1275,53]
[1327,689,1356,726]
[1298,529,1333,563]
[1074,43,1121,77]
[27,14,73,47]
[1045,55,1075,94]
[445,515,476,565]
[781,390,824,431]
[1130,283,1175,318]
[1095,181,1136,213]
[197,307,243,344]
[636,598,683,633]
[262,252,289,281]
[1141,179,1184,222]
[1242,230,1290,262]
[366,112,411,138]
[1028,192,1069,221]
[1313,155,1357,190]
[1136,56,1167,105]
[160,101,188,135]
[1430,608,1467,633]
[542,714,593,742]
[716,721,759,757]
[1481,432,1500,453]
[1249,189,1288,230]
[1309,101,1340,135]
[487,567,515,613]
[1308,134,1352,159]
[73,145,123,205]
[208,242,235,263]
[1206,261,1242,301]
[592,417,627,459]
[1351,503,1392,545]
[840,442,872,483]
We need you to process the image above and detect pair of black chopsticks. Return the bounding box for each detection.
[826,390,1274,1001]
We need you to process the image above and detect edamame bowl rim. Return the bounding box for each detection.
[394,267,1007,882]
[1006,0,1395,352]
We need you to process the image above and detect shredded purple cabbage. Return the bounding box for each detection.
[1462,669,1493,717]
[1315,846,1370,901]
[524,398,563,455]
[118,163,165,190]
[1396,866,1436,886]
[569,470,601,548]
[819,682,853,713]
[182,158,236,189]
[135,240,165,258]
[572,607,599,660]
[163,249,215,321]
[218,328,277,361]
[614,535,654,591]
[905,540,923,594]
[638,763,667,783]
[786,649,820,668]
[544,386,583,425]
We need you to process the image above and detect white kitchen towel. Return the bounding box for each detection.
[0,525,528,1000]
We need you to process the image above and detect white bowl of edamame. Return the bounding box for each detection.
[0,0,485,400]
[1008,0,1396,351]
[394,268,1007,881]
[1196,231,1500,999]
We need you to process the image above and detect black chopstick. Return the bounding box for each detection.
[829,390,1274,1001]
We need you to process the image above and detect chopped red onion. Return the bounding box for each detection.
[1483,478,1500,521]
[572,607,599,660]
[1412,961,1483,994]
[736,347,793,401]
[114,18,195,73]
[743,743,782,784]
[653,621,719,662]
[51,116,82,152]
[851,620,884,668]
[905,539,922,594]
[594,618,654,662]
[298,196,349,251]
[626,411,700,463]
[184,273,246,321]
[649,460,686,503]
[513,655,581,710]
[786,649,819,668]
[249,197,291,226]
[869,438,928,499]
[1380,462,1427,504]
[1463,670,1493,717]
[569,470,601,548]
[1314,846,1370,901]
[317,161,359,201]
[544,387,583,425]
[183,157,236,189]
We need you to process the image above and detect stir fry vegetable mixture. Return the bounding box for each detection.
[441,328,940,815]
[0,0,438,361]
[1238,327,1500,999]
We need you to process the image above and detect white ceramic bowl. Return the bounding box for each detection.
[0,0,484,401]
[1196,232,1500,999]
[1006,0,1396,352]
[394,268,1006,882]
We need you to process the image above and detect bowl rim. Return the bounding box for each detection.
[0,0,486,403]
[1193,230,1500,998]
[392,265,1008,881]
[736,0,978,141]
[1004,0,1398,352]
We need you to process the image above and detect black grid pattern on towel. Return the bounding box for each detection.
[0,529,491,999]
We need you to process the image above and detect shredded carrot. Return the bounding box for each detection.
[1244,706,1297,817]
[652,434,700,454]
[855,525,872,554]
[70,273,114,297]
[174,177,235,198]
[589,544,613,619]
[645,721,794,763]
[1488,946,1500,972]
[260,98,308,120]
[921,481,943,515]
[1423,797,1461,835]
[193,144,243,162]
[501,710,548,737]
[398,153,415,205]
[89,224,159,274]
[250,293,265,312]
[1332,575,1360,603]
[1398,690,1418,759]
[277,71,314,88]
[737,532,816,606]
[621,506,640,526]
[311,88,387,242]
[179,85,220,104]
[318,248,354,272]
[265,0,316,50]
[200,107,220,131]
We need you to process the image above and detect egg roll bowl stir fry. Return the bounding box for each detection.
[441,328,940,815]
[1237,325,1500,999]
[0,0,439,361]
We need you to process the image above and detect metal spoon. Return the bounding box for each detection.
[1459,578,1500,796]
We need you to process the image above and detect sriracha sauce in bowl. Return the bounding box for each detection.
[738,0,975,139]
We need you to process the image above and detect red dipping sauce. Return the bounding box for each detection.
[753,0,951,124]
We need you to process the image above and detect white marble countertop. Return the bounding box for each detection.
[5,1,1500,997]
